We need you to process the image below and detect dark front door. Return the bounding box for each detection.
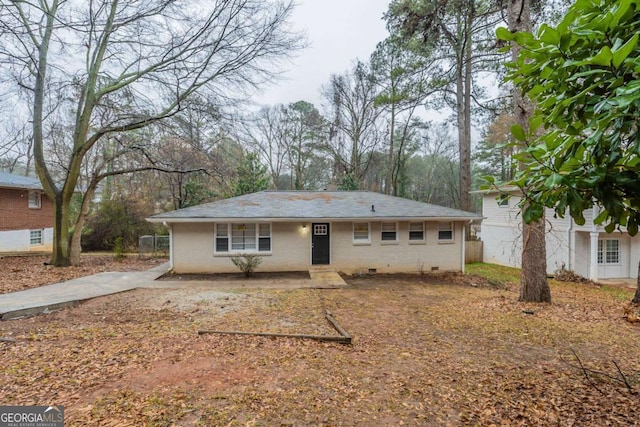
[312,223,330,265]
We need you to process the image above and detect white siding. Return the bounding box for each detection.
[482,192,640,279]
[0,228,53,252]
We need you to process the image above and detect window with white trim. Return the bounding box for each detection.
[28,191,41,209]
[381,222,397,241]
[597,239,619,264]
[409,222,425,241]
[215,223,229,252]
[30,229,43,245]
[353,222,370,243]
[215,223,271,253]
[258,223,271,252]
[438,222,454,241]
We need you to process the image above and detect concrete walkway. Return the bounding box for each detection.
[0,264,348,320]
[0,263,171,320]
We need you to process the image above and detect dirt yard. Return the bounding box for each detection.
[0,254,167,294]
[1,258,639,426]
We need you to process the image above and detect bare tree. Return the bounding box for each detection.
[323,61,384,187]
[0,0,303,266]
[241,105,290,188]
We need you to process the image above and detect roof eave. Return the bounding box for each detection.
[147,216,482,224]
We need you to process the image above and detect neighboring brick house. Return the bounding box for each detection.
[0,171,54,252]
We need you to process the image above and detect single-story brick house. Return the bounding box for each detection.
[148,191,481,275]
[0,171,54,252]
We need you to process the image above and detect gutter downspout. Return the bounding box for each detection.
[566,217,573,271]
[461,220,472,273]
[163,221,174,271]
[589,206,599,281]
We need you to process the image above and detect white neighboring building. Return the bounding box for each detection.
[481,189,640,280]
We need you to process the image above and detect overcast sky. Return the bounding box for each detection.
[254,0,392,107]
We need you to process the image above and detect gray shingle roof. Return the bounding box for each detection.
[0,171,43,190]
[149,191,481,222]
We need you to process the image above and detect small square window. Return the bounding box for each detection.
[28,191,41,209]
[497,196,509,207]
[30,229,43,245]
[438,222,454,241]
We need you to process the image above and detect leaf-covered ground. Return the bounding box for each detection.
[1,261,639,426]
[0,254,167,294]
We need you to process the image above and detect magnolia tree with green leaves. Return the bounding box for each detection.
[498,0,640,302]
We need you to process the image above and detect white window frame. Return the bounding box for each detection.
[381,222,398,242]
[497,197,509,208]
[597,239,620,265]
[214,223,271,254]
[28,191,41,209]
[353,222,370,244]
[438,222,454,242]
[30,229,43,245]
[409,221,425,242]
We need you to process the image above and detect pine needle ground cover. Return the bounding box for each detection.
[1,262,638,426]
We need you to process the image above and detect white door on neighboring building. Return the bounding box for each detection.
[597,238,629,278]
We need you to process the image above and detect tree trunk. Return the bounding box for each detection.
[69,183,98,265]
[632,260,640,304]
[459,14,472,216]
[509,0,551,302]
[50,195,71,267]
[386,102,396,195]
[520,206,551,302]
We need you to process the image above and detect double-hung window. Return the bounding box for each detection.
[409,222,425,241]
[381,222,397,242]
[215,223,271,253]
[258,224,271,252]
[28,191,41,209]
[232,223,256,251]
[597,239,619,264]
[438,222,454,242]
[353,222,370,244]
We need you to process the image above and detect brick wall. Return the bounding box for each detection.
[0,188,54,231]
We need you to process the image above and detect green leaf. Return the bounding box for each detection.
[511,124,527,142]
[613,33,638,68]
[594,209,609,224]
[523,203,544,223]
[529,116,544,134]
[604,221,616,233]
[496,26,513,41]
[590,46,613,67]
[544,173,563,187]
[539,24,560,45]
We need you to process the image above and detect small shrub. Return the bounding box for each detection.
[231,254,262,277]
[113,236,126,259]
